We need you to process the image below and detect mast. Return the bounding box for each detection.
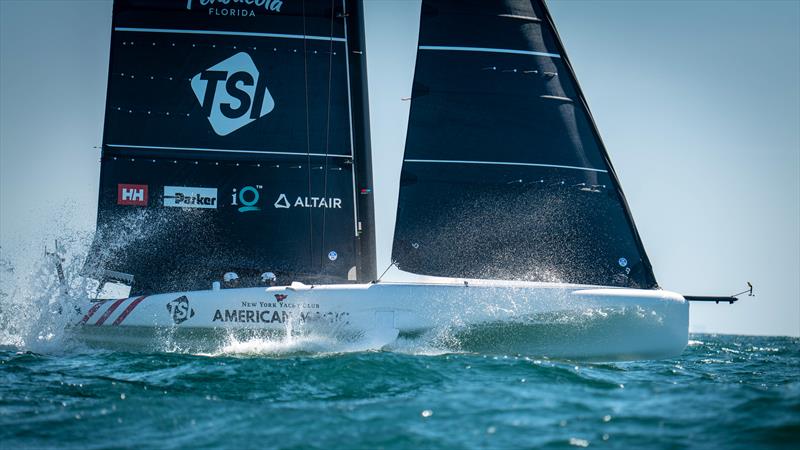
[344,0,377,281]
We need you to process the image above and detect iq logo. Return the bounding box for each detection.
[191,52,275,136]
[231,185,261,212]
[117,184,148,206]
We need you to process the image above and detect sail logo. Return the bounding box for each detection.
[164,186,218,209]
[274,193,291,209]
[186,0,284,16]
[191,52,275,136]
[231,185,262,212]
[274,193,343,209]
[117,184,148,206]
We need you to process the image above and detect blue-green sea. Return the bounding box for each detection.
[1,334,798,450]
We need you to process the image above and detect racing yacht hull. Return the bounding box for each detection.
[72,281,689,360]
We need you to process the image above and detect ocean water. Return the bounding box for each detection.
[0,246,798,449]
[1,334,798,450]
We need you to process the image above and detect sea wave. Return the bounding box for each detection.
[1,334,797,449]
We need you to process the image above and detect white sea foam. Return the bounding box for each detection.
[0,226,93,353]
[194,319,402,357]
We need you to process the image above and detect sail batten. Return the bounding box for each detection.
[418,46,561,59]
[106,144,353,158]
[114,27,348,42]
[403,159,607,173]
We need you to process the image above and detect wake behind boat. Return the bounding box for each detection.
[70,0,739,360]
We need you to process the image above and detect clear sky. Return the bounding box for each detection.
[1,0,798,337]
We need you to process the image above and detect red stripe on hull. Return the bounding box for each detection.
[112,296,147,326]
[94,298,127,326]
[79,300,110,325]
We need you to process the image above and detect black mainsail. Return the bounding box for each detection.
[391,0,657,288]
[85,0,376,294]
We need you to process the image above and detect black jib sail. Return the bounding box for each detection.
[391,0,657,288]
[85,0,376,294]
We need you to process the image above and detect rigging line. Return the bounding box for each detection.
[320,0,335,269]
[302,0,314,271]
[731,282,755,298]
[340,0,359,238]
[373,261,397,283]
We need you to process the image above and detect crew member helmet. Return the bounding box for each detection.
[261,272,277,283]
[223,272,239,283]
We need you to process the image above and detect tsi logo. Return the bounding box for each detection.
[166,295,195,325]
[191,52,275,136]
[231,185,262,212]
[117,184,148,206]
[164,186,218,209]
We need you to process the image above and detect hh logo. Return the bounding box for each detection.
[117,184,148,206]
[166,295,195,325]
[191,52,275,136]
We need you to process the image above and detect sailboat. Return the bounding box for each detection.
[71,0,738,359]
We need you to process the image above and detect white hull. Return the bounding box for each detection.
[72,281,689,361]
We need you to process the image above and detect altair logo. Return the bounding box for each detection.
[273,193,342,209]
[191,52,275,136]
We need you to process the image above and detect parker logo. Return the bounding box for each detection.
[191,52,275,136]
[164,186,218,209]
[166,295,195,324]
[117,184,148,206]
